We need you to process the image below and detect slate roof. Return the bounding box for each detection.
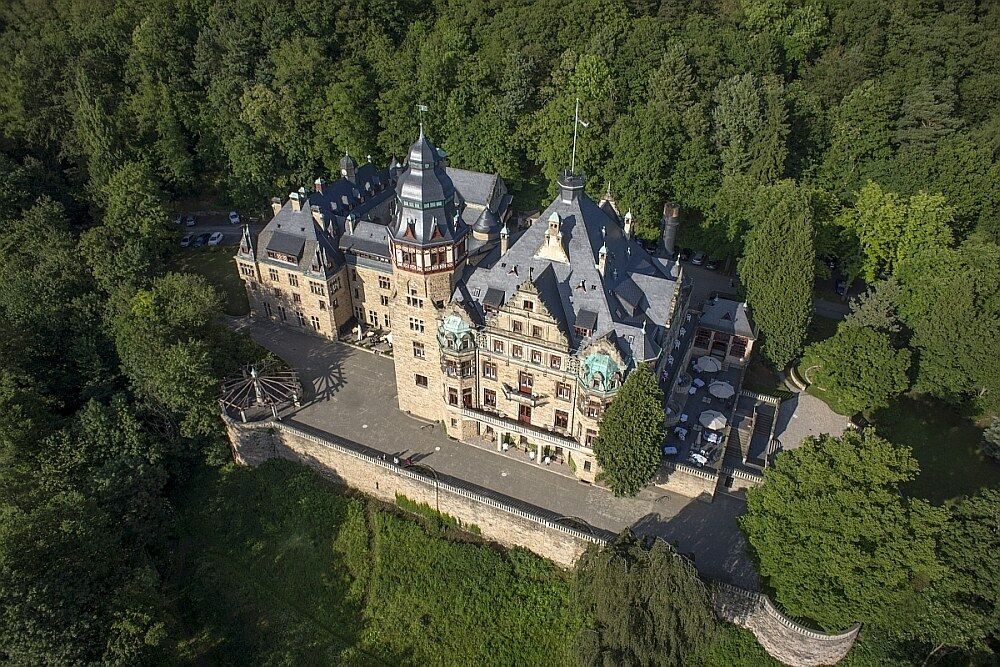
[699,297,756,339]
[250,194,343,279]
[455,171,681,362]
[391,129,466,246]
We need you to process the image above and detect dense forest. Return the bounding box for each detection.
[0,0,997,663]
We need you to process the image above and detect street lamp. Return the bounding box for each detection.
[406,462,441,520]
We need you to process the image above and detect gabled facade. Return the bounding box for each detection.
[236,131,688,482]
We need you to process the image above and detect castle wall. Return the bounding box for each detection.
[226,417,859,666]
[226,417,596,568]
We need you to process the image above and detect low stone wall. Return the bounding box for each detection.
[720,466,765,493]
[226,416,859,665]
[225,417,601,568]
[656,460,719,500]
[713,583,859,666]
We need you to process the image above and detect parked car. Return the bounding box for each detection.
[835,277,847,296]
[228,211,241,225]
[180,234,192,248]
[173,214,183,226]
[185,214,196,227]
[208,231,224,246]
[192,233,210,248]
[691,250,706,266]
[705,257,720,271]
[678,247,692,262]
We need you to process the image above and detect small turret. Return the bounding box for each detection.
[340,152,357,182]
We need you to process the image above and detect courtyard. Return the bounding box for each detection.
[232,317,759,588]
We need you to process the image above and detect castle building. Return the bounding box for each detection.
[236,130,689,482]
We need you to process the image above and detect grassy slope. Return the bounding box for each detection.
[873,395,997,504]
[165,460,775,665]
[794,316,995,504]
[174,245,250,316]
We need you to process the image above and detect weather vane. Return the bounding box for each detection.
[571,97,589,174]
[416,103,429,133]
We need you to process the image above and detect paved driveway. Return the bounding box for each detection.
[233,318,760,588]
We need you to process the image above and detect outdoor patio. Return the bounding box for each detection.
[664,356,744,472]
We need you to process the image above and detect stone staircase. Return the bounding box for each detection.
[748,403,776,468]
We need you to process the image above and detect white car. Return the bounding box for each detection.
[180,234,192,248]
[208,232,224,246]
[228,211,240,225]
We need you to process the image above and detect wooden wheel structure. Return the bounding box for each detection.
[220,360,301,423]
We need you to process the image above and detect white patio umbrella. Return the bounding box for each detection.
[699,410,728,430]
[708,381,735,399]
[695,355,723,373]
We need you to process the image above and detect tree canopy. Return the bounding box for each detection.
[575,530,716,666]
[741,429,947,633]
[801,322,910,415]
[593,364,664,497]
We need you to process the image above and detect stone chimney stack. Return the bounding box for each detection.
[500,224,509,255]
[597,244,608,276]
[624,209,634,239]
[346,213,356,235]
[290,191,303,212]
[661,202,680,254]
[536,212,570,263]
[311,204,324,227]
[271,197,282,216]
[314,177,325,194]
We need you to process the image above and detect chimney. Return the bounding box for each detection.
[314,177,325,194]
[290,191,303,212]
[311,204,324,227]
[500,224,509,255]
[661,202,680,254]
[271,197,282,216]
[597,244,607,276]
[557,170,584,204]
[624,209,634,239]
[346,214,356,235]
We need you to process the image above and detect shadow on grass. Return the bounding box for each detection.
[163,462,407,665]
[872,394,996,504]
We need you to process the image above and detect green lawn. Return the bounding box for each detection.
[174,246,249,316]
[872,395,996,505]
[164,460,777,665]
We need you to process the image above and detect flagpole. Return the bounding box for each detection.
[571,97,579,174]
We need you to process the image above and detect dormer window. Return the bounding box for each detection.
[523,300,533,311]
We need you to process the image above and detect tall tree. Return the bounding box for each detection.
[712,73,788,183]
[575,530,716,666]
[838,182,955,282]
[593,364,664,497]
[896,241,1000,412]
[916,490,1000,660]
[79,160,175,296]
[741,430,947,632]
[737,182,815,368]
[800,322,910,415]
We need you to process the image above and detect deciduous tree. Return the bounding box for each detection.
[800,322,910,415]
[741,430,947,632]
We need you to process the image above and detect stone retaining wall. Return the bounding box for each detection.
[226,416,859,665]
[225,417,600,568]
[713,582,860,666]
[656,460,719,499]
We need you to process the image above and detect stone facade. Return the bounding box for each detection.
[236,130,693,485]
